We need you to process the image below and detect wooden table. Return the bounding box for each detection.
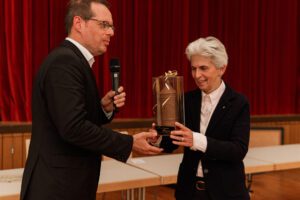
[98,159,160,192]
[244,157,274,174]
[98,159,160,200]
[1,144,300,200]
[0,160,160,200]
[127,153,275,185]
[0,168,22,200]
[247,144,300,170]
[127,154,182,185]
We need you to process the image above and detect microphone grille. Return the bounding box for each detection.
[109,58,120,72]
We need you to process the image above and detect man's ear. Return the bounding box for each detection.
[72,16,83,32]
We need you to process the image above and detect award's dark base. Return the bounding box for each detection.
[155,125,175,136]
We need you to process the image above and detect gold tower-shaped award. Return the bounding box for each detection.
[152,71,185,136]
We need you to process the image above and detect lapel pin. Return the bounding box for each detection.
[222,106,226,109]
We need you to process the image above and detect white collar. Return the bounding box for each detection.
[201,81,226,106]
[66,37,95,67]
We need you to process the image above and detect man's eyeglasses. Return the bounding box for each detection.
[89,18,115,31]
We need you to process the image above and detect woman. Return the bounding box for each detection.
[162,36,250,200]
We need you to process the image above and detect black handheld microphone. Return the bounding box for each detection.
[109,58,120,112]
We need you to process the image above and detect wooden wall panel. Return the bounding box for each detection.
[251,121,300,144]
[2,134,13,169]
[289,123,300,144]
[249,128,283,147]
[0,133,32,169]
[0,135,2,169]
[23,132,31,166]
[12,133,23,168]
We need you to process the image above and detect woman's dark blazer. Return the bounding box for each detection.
[162,85,250,200]
[20,40,133,200]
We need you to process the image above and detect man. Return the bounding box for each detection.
[20,1,162,199]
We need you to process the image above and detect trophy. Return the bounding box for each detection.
[152,70,185,136]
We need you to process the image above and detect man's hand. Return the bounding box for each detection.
[146,123,161,145]
[132,131,163,155]
[101,86,126,113]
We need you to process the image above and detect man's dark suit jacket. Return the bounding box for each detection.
[20,40,133,200]
[162,85,250,200]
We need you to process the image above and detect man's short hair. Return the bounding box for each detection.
[65,0,109,34]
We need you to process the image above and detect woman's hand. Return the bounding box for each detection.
[170,122,193,147]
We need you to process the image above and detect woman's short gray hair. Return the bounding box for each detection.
[185,36,228,68]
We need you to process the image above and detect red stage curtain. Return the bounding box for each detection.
[0,0,299,121]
